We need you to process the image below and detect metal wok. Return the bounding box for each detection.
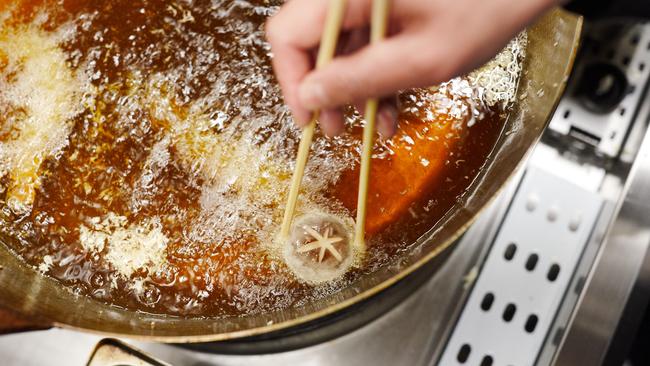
[0,7,582,346]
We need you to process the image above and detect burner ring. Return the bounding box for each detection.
[576,62,630,113]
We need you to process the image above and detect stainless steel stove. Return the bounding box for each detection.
[2,19,650,366]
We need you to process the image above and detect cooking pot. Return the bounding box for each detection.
[0,6,582,350]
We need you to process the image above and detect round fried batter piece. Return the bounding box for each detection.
[284,213,355,284]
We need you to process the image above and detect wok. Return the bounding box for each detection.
[0,7,582,345]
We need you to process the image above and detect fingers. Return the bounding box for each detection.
[319,108,345,137]
[354,97,398,138]
[316,99,399,138]
[269,44,313,126]
[267,0,373,49]
[377,100,398,138]
[297,33,451,111]
[267,0,430,137]
[338,27,370,56]
[266,0,375,126]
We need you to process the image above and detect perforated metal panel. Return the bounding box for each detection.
[438,167,603,366]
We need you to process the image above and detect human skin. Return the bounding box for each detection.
[266,0,563,137]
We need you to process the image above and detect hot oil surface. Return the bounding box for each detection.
[0,0,507,317]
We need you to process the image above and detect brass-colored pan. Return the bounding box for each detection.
[0,8,582,343]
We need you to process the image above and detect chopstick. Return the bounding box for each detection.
[280,0,391,248]
[353,0,390,250]
[280,0,348,240]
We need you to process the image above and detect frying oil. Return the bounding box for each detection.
[0,0,523,317]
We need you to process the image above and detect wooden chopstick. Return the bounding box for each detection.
[280,0,348,240]
[353,0,390,251]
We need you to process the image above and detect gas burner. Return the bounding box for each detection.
[576,62,630,113]
[549,21,650,158]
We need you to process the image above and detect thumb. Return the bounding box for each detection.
[297,35,450,110]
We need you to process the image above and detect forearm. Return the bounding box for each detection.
[565,0,650,20]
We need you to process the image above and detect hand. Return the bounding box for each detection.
[266,0,560,137]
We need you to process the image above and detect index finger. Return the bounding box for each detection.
[265,0,373,125]
[267,0,372,49]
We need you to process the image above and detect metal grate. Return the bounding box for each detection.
[438,167,603,366]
